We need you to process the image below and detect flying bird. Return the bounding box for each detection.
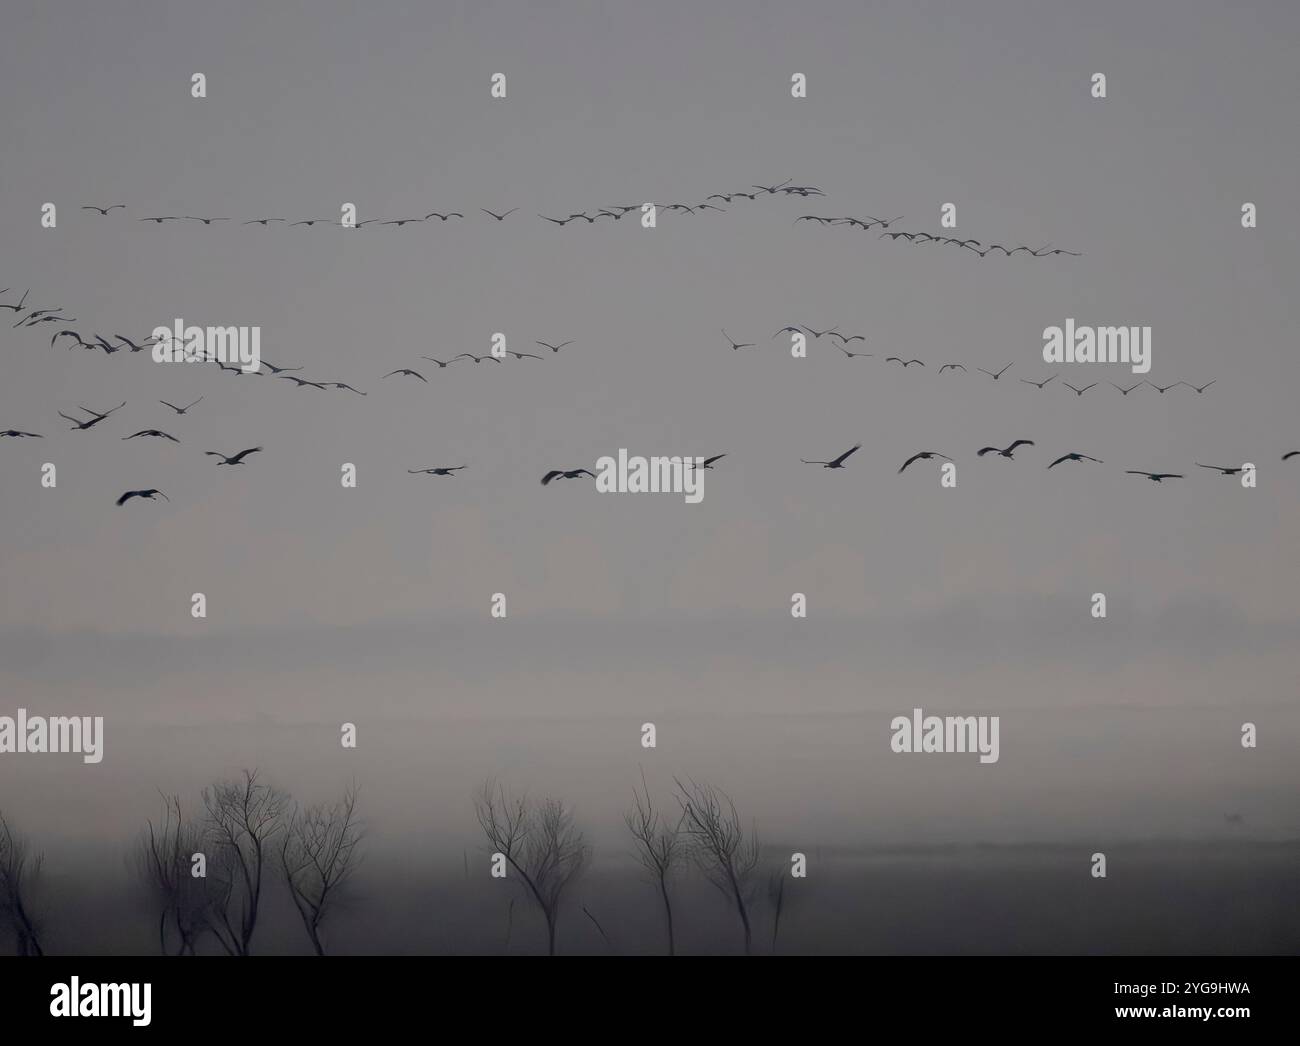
[409,466,467,476]
[243,218,288,225]
[977,439,1035,459]
[1063,382,1097,397]
[205,447,263,465]
[801,325,840,339]
[1146,381,1184,394]
[939,364,966,373]
[116,489,169,506]
[81,204,125,215]
[1020,374,1057,389]
[835,345,871,359]
[424,211,464,221]
[506,351,542,360]
[802,443,861,469]
[977,363,1014,380]
[0,430,43,438]
[258,361,302,374]
[885,357,924,368]
[1187,380,1216,394]
[541,468,596,485]
[455,354,501,364]
[898,451,952,473]
[826,331,866,345]
[122,429,179,442]
[0,290,30,312]
[722,329,755,351]
[159,397,203,415]
[1195,463,1245,475]
[480,208,518,221]
[58,402,125,430]
[1110,382,1143,396]
[420,356,459,368]
[1126,470,1183,483]
[1048,452,1103,468]
[684,454,727,469]
[535,340,573,353]
[384,368,428,382]
[278,375,328,389]
[323,381,367,394]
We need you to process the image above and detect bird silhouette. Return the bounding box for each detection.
[885,357,924,368]
[685,454,727,469]
[1020,374,1057,389]
[802,443,861,468]
[1187,380,1216,394]
[898,451,952,473]
[480,208,519,221]
[1283,451,1299,461]
[1047,452,1103,468]
[722,329,755,351]
[159,397,203,415]
[383,368,428,382]
[1126,470,1183,482]
[81,204,126,215]
[1195,463,1245,475]
[122,430,179,442]
[0,430,43,438]
[424,211,464,222]
[116,489,169,506]
[977,439,1035,459]
[409,466,467,476]
[1063,382,1097,397]
[541,468,596,485]
[535,340,573,353]
[977,363,1014,380]
[1110,382,1143,396]
[1146,381,1183,394]
[939,364,966,373]
[59,402,125,430]
[205,447,263,465]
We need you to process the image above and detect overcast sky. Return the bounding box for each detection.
[1,0,1297,868]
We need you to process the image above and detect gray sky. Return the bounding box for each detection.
[1,0,1297,875]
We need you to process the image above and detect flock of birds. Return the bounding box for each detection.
[3,180,1291,506]
[72,183,1084,260]
[75,181,832,230]
[795,215,1082,258]
[725,324,1213,396]
[801,438,1293,482]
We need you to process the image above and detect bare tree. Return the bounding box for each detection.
[473,781,589,955]
[279,784,364,956]
[132,793,212,955]
[0,811,45,956]
[202,769,289,956]
[624,770,685,954]
[674,778,760,955]
[767,867,787,954]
